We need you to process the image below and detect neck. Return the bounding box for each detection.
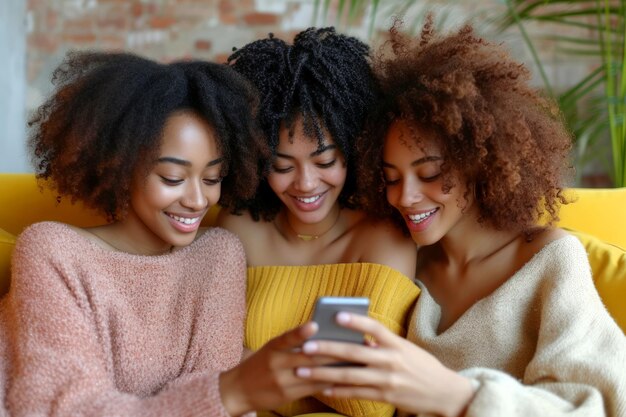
[282,205,342,242]
[91,218,175,256]
[436,209,518,266]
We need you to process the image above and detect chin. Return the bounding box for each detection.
[409,232,437,247]
[165,232,198,249]
[289,208,326,223]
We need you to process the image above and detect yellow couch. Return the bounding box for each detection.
[1,173,625,334]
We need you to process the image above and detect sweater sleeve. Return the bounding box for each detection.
[5,225,237,417]
[457,239,626,417]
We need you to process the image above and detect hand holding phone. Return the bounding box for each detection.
[309,296,370,344]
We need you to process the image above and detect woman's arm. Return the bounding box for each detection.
[5,226,330,417]
[295,238,626,417]
[5,227,235,417]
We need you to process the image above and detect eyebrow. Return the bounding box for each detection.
[157,156,225,167]
[382,155,442,168]
[275,144,338,160]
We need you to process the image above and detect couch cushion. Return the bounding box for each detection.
[558,188,626,250]
[568,229,626,332]
[0,228,16,296]
[0,173,106,236]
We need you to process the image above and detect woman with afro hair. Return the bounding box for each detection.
[292,19,626,417]
[216,27,419,416]
[0,51,338,416]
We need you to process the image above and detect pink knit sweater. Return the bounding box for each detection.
[0,221,247,416]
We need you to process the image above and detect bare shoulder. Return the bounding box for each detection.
[354,215,406,242]
[514,227,571,266]
[525,227,569,251]
[352,214,417,279]
[215,209,259,236]
[214,209,273,261]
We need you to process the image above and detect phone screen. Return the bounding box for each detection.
[309,296,370,344]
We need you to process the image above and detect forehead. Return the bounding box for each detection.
[159,111,220,157]
[277,117,336,155]
[384,120,440,156]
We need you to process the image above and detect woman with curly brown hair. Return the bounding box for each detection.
[294,20,626,417]
[216,27,419,416]
[0,51,335,416]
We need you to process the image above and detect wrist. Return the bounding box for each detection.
[438,372,475,417]
[219,368,250,417]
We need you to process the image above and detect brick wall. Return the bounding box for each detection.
[26,0,322,110]
[25,0,510,110]
[25,0,594,112]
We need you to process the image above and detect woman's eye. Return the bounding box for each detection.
[160,176,183,185]
[272,166,293,174]
[316,159,337,169]
[384,178,400,186]
[204,177,223,186]
[421,173,441,182]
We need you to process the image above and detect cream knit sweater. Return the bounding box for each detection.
[409,235,626,417]
[0,221,247,417]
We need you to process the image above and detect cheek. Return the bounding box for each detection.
[144,182,175,204]
[385,186,400,207]
[138,179,183,212]
[327,166,347,186]
[208,185,222,205]
[267,173,288,194]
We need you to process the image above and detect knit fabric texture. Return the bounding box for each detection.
[409,235,626,417]
[0,221,247,417]
[246,262,421,417]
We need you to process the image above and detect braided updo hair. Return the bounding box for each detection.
[224,27,378,221]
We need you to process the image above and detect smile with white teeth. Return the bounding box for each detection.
[408,208,437,224]
[167,214,201,225]
[296,194,321,204]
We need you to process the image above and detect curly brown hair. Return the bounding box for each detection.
[358,18,573,233]
[29,51,266,220]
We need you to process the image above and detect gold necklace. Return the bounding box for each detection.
[284,207,341,241]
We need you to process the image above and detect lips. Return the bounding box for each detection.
[403,207,438,233]
[165,212,204,233]
[291,191,327,212]
[407,208,438,224]
[296,194,322,204]
[167,214,201,225]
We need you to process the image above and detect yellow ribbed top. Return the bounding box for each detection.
[246,263,421,417]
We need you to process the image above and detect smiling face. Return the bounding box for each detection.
[267,116,347,229]
[124,110,224,253]
[383,119,473,246]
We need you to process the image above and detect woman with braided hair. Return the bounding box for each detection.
[217,27,419,416]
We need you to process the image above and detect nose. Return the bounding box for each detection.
[181,180,210,211]
[398,177,423,208]
[294,165,319,192]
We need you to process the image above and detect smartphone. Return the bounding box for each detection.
[309,296,370,344]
